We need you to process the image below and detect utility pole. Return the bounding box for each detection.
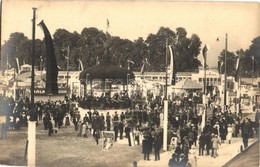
[66,46,70,97]
[224,33,228,111]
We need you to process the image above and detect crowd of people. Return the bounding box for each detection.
[77,92,132,110]
[0,90,259,167]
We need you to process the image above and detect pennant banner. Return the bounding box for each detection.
[202,44,209,69]
[15,58,20,74]
[38,20,58,95]
[168,45,176,85]
[235,54,241,82]
[141,58,150,76]
[78,59,84,71]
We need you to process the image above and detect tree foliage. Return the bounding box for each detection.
[0,27,206,74]
[218,36,260,78]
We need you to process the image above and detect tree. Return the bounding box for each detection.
[218,50,237,77]
[145,27,202,72]
[78,27,107,68]
[53,29,80,70]
[247,36,260,77]
[129,37,148,71]
[1,32,28,70]
[145,27,176,71]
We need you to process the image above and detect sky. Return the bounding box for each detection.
[2,0,260,67]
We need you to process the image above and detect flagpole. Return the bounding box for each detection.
[31,8,36,107]
[202,45,208,130]
[224,33,228,111]
[28,7,37,167]
[252,55,254,86]
[66,46,70,97]
[163,39,168,151]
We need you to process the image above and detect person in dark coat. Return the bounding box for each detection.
[48,120,53,136]
[183,136,189,158]
[168,153,179,167]
[219,124,227,143]
[199,132,206,156]
[43,114,50,130]
[143,136,151,160]
[114,123,119,142]
[125,124,131,146]
[175,142,183,161]
[153,136,161,161]
[179,154,187,167]
[119,121,124,140]
[205,132,211,155]
[242,129,249,148]
[106,112,111,131]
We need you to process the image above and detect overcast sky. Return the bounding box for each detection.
[2,0,260,67]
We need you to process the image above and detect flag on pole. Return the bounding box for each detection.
[140,58,150,75]
[235,53,241,82]
[218,60,224,74]
[202,45,209,69]
[38,20,58,95]
[107,19,110,28]
[15,58,20,74]
[127,60,134,70]
[168,45,176,85]
[78,59,84,71]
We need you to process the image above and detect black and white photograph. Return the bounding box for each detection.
[0,0,259,167]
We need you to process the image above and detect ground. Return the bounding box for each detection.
[0,123,142,167]
[0,105,258,167]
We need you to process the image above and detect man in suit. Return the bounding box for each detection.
[106,112,111,131]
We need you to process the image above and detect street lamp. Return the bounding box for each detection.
[217,33,228,111]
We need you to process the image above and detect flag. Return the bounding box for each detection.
[235,55,241,82]
[107,19,110,28]
[202,44,209,69]
[218,60,224,74]
[15,58,20,74]
[38,20,58,95]
[168,45,176,85]
[140,58,150,75]
[78,59,84,71]
[127,60,134,70]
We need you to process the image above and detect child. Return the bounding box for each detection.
[82,123,87,138]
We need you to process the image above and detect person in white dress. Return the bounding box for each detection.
[226,124,233,144]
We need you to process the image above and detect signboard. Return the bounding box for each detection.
[102,131,114,151]
[34,88,68,95]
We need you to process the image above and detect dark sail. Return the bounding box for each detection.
[38,20,58,95]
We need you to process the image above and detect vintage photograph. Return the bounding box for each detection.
[0,0,259,167]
